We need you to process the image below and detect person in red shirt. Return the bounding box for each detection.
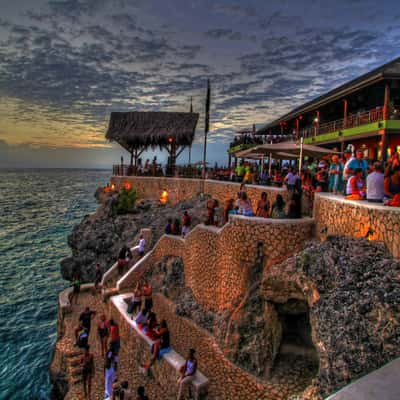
[109,319,120,354]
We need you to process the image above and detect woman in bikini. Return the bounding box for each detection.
[97,314,109,358]
[81,345,94,399]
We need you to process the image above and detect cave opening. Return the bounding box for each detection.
[270,299,319,388]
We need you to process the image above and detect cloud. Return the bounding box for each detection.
[205,28,243,40]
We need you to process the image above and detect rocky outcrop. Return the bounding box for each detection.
[263,236,400,398]
[60,190,207,282]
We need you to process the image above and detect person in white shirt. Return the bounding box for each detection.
[342,149,354,195]
[138,234,146,257]
[367,162,385,203]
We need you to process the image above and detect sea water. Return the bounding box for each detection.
[0,169,110,400]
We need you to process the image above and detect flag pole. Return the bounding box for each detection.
[189,97,193,165]
[202,80,210,179]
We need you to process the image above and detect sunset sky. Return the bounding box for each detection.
[1,0,400,167]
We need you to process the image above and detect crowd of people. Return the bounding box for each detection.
[164,210,192,237]
[71,266,198,400]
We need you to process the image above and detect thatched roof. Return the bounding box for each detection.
[106,111,199,150]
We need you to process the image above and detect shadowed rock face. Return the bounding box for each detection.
[263,236,400,398]
[145,238,400,399]
[60,190,207,282]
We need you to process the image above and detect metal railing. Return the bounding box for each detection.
[302,107,384,138]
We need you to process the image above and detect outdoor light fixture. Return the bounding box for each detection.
[111,183,116,191]
[314,118,319,123]
[365,228,375,241]
[124,182,132,190]
[160,189,168,205]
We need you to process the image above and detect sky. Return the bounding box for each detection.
[0,0,400,168]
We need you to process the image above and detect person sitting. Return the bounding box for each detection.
[223,198,236,224]
[142,319,171,373]
[205,198,216,225]
[271,194,286,219]
[143,311,158,338]
[171,218,181,235]
[256,192,270,218]
[286,191,302,219]
[138,234,146,257]
[367,162,385,203]
[126,283,142,315]
[135,307,150,326]
[238,192,253,216]
[346,168,366,200]
[177,349,198,400]
[165,218,173,234]
[272,170,282,187]
[384,165,400,199]
[213,200,222,226]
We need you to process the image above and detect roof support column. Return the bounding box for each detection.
[343,99,348,128]
[383,83,390,120]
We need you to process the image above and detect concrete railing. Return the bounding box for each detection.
[58,283,95,315]
[101,228,152,289]
[117,214,315,311]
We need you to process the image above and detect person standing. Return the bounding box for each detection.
[109,319,121,354]
[81,345,94,399]
[138,235,146,257]
[79,307,96,336]
[342,148,354,194]
[328,155,344,194]
[142,281,153,311]
[284,168,299,191]
[182,211,192,237]
[367,162,385,202]
[97,314,109,358]
[177,349,198,400]
[345,148,368,179]
[70,274,81,305]
[104,347,118,400]
[94,263,103,293]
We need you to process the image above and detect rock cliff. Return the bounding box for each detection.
[60,189,207,282]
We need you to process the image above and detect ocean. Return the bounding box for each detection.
[0,169,110,400]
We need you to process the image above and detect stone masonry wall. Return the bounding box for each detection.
[110,176,289,208]
[118,216,315,312]
[314,193,400,258]
[109,293,302,400]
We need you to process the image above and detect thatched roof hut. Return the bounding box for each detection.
[106,111,199,174]
[106,111,199,150]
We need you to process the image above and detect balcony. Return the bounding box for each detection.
[301,107,385,139]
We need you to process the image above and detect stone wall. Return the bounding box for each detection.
[109,292,303,400]
[110,176,289,208]
[118,216,315,312]
[314,193,400,258]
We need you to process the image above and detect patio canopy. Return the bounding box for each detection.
[235,141,336,160]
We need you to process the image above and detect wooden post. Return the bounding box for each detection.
[343,99,348,128]
[382,83,391,161]
[295,119,299,139]
[383,83,390,120]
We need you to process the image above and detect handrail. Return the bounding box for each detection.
[302,107,384,138]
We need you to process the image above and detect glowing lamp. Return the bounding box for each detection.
[168,137,173,144]
[111,183,116,191]
[124,182,132,190]
[314,118,319,123]
[365,228,374,241]
[160,190,168,205]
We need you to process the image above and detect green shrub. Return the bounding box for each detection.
[113,188,138,215]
